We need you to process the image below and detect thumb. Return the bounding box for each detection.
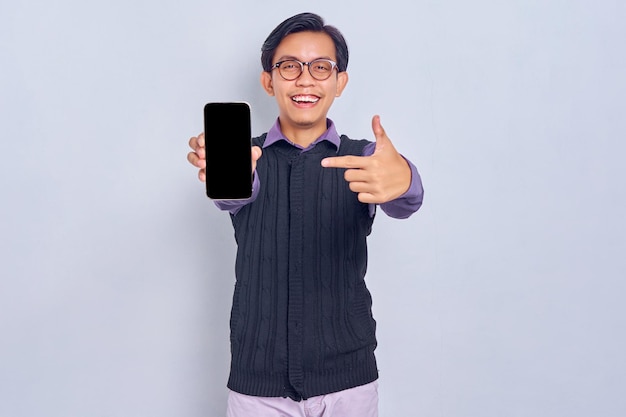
[252,146,263,162]
[252,146,262,172]
[372,115,392,153]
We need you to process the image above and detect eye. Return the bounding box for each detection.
[312,61,332,72]
[281,61,299,71]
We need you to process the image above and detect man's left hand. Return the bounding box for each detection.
[321,115,411,204]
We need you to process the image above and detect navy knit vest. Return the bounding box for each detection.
[227,134,378,401]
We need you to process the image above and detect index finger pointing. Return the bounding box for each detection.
[321,155,367,169]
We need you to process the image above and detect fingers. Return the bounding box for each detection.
[188,132,206,182]
[252,146,262,172]
[187,132,206,170]
[355,192,377,204]
[188,132,205,150]
[345,172,385,197]
[187,152,206,168]
[343,167,374,183]
[321,155,367,169]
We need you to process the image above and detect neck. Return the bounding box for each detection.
[279,118,328,148]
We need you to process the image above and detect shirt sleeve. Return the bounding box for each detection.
[212,173,260,215]
[216,141,424,218]
[362,142,424,219]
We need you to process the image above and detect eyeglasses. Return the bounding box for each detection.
[271,59,338,81]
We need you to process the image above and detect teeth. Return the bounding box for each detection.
[292,95,319,103]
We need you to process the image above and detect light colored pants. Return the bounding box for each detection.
[226,381,379,417]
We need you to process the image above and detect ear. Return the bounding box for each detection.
[335,71,349,97]
[260,71,275,96]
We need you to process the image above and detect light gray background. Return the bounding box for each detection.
[1,1,624,416]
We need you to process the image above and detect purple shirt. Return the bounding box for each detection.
[215,118,423,218]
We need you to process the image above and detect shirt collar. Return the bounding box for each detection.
[264,118,341,151]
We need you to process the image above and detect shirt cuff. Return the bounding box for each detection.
[378,157,424,219]
[213,172,260,215]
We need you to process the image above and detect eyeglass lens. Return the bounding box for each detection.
[278,60,335,80]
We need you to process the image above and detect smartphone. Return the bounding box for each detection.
[203,102,253,200]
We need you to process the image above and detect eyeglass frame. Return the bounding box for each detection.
[270,58,339,81]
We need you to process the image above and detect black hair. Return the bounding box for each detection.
[261,12,349,73]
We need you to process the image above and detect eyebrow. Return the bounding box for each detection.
[275,55,335,62]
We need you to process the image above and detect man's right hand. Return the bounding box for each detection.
[187,133,262,182]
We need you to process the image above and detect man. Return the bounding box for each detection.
[188,12,423,417]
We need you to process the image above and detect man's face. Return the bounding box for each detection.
[261,31,348,141]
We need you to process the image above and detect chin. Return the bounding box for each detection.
[289,113,325,128]
[293,118,319,128]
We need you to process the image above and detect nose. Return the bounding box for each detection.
[295,63,316,86]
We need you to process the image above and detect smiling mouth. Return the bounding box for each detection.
[291,95,320,104]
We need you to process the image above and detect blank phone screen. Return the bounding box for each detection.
[204,102,252,200]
